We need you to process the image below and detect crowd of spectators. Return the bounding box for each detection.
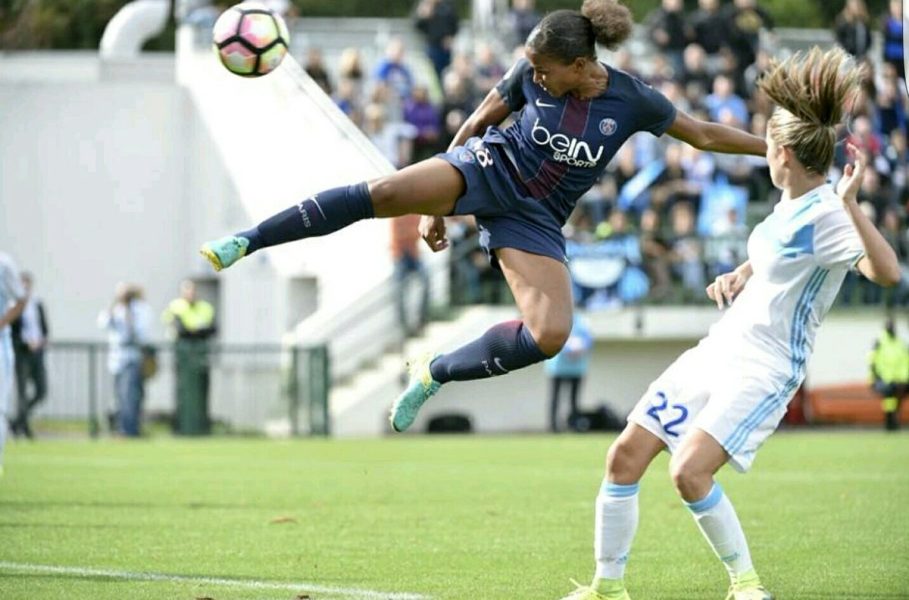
[295,0,907,309]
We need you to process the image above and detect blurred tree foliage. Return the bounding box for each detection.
[1,0,127,49]
[0,0,174,49]
[0,0,895,50]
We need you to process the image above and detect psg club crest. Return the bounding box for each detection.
[599,118,618,136]
[459,150,476,164]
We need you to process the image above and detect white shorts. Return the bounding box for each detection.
[627,339,799,472]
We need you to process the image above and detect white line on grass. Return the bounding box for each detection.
[0,561,431,600]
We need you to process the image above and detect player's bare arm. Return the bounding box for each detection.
[420,88,513,251]
[835,144,901,286]
[446,88,513,151]
[666,109,767,157]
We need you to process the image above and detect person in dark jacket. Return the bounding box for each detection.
[505,0,542,49]
[688,0,726,56]
[10,272,49,439]
[882,0,905,80]
[721,0,774,71]
[834,0,872,59]
[415,0,460,83]
[646,0,690,77]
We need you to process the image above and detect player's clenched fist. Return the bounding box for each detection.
[419,215,449,252]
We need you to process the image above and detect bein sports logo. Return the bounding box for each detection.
[530,118,605,168]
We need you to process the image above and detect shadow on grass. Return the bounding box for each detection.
[0,522,121,530]
[0,571,340,596]
[633,582,909,600]
[0,499,254,510]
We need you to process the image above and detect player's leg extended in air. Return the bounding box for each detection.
[200,158,573,431]
[390,246,572,431]
[201,158,463,270]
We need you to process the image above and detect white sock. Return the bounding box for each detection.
[594,481,640,581]
[685,482,754,580]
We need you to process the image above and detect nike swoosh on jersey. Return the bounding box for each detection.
[535,98,557,108]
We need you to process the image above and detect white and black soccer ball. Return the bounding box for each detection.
[213,2,290,77]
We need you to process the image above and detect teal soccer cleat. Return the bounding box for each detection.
[200,235,250,272]
[389,353,441,432]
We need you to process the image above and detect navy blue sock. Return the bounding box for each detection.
[429,320,550,384]
[238,182,374,254]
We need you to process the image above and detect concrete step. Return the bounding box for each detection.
[329,305,517,436]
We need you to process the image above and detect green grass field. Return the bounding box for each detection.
[0,431,907,600]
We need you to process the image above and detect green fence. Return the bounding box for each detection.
[34,341,330,437]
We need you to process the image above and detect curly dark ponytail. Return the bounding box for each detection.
[581,0,633,50]
[526,0,633,63]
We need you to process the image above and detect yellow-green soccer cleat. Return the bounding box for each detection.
[389,353,441,432]
[559,579,631,600]
[725,570,773,600]
[200,235,250,272]
[725,586,773,600]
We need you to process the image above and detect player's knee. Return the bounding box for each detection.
[606,440,642,483]
[529,322,570,357]
[366,176,397,215]
[668,456,708,500]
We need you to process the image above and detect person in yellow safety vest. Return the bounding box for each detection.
[162,280,216,435]
[868,317,909,431]
[163,281,216,340]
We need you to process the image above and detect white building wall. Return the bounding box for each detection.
[0,49,395,346]
[0,74,192,341]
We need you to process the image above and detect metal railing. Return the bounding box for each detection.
[34,341,329,437]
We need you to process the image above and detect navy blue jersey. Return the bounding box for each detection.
[483,58,677,224]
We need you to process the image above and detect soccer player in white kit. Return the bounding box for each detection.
[0,253,28,477]
[563,48,902,600]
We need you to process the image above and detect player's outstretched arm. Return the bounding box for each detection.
[665,110,767,157]
[836,145,901,287]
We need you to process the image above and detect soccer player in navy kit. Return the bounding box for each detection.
[200,0,766,432]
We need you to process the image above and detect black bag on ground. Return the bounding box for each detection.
[426,414,473,433]
[568,404,625,432]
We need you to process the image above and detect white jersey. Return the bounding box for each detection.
[705,183,864,377]
[0,252,26,455]
[628,184,865,472]
[0,253,26,341]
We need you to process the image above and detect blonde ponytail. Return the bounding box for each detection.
[759,46,864,174]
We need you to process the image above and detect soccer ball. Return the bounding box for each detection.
[213,2,290,78]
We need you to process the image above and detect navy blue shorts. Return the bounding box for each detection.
[437,138,567,269]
